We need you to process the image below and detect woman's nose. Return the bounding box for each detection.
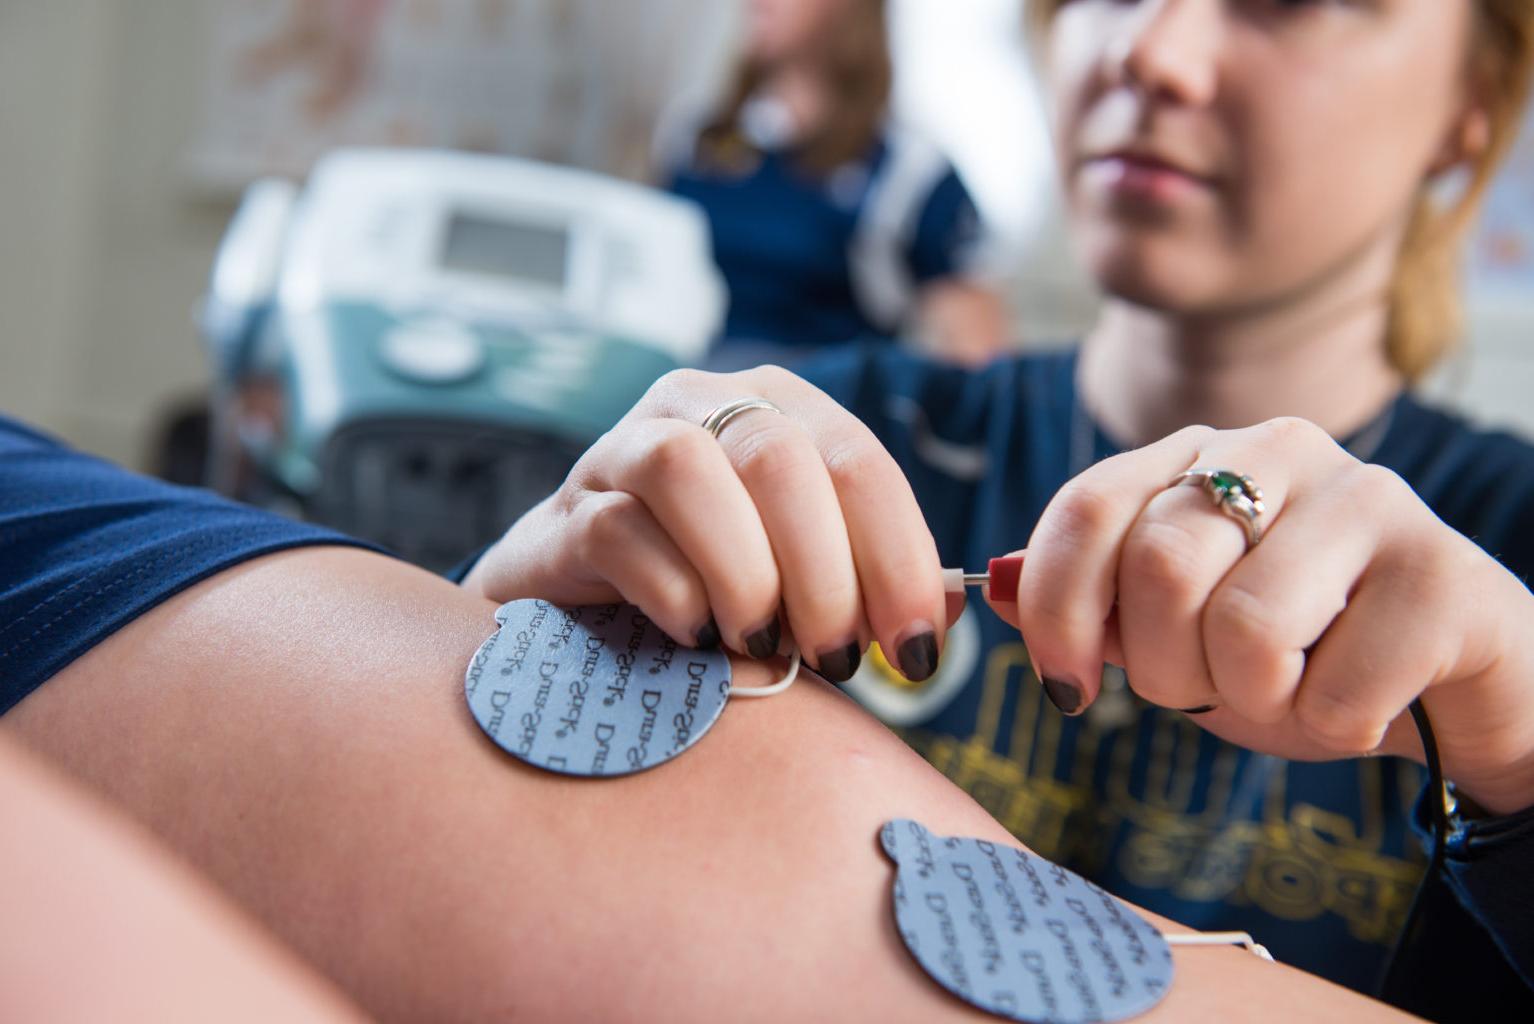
[1106,0,1222,108]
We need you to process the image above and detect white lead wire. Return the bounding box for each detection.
[728,645,802,698]
[1164,931,1274,961]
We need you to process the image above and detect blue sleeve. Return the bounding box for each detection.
[1424,790,1534,979]
[906,168,986,286]
[0,416,385,715]
[1383,789,1534,1016]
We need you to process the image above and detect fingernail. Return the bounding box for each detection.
[1179,704,1218,715]
[815,641,862,684]
[1042,677,1084,716]
[744,618,782,660]
[694,616,720,650]
[896,629,939,682]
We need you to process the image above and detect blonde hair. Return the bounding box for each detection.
[697,0,891,177]
[1028,0,1534,381]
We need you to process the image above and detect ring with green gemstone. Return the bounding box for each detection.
[1171,469,1266,550]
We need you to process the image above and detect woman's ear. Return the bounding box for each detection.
[1429,103,1492,179]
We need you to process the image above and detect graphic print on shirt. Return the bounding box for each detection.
[798,346,1534,992]
[889,640,1426,974]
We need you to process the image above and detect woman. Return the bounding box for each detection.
[656,0,1012,367]
[469,0,1534,1013]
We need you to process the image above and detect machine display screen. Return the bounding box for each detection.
[440,212,570,289]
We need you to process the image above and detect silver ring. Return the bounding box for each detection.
[701,397,783,439]
[1171,468,1266,549]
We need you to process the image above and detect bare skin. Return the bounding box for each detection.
[1053,0,1478,443]
[6,547,1413,1021]
[0,737,363,1022]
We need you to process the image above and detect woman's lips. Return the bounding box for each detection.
[1080,154,1217,206]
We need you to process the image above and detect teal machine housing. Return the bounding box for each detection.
[203,149,724,570]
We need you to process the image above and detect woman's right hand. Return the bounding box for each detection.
[462,365,955,683]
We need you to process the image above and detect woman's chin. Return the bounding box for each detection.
[1080,240,1229,315]
[1090,263,1213,314]
[1067,212,1240,312]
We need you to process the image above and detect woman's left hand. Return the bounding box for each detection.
[990,417,1534,816]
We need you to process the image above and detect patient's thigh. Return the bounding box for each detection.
[0,737,362,1022]
[2,549,1409,1023]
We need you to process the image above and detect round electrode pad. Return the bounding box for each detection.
[466,600,731,777]
[880,819,1174,1023]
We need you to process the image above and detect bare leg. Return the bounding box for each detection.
[4,549,1412,1022]
[0,737,361,1022]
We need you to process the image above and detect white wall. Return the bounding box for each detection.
[1424,302,1534,436]
[0,0,226,469]
[0,0,741,470]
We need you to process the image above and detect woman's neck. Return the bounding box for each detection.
[1079,271,1406,450]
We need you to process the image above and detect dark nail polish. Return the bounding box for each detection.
[744,618,782,660]
[694,617,720,650]
[896,631,939,682]
[1042,677,1084,716]
[1179,704,1218,715]
[815,641,862,684]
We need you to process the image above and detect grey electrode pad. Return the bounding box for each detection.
[466,600,731,777]
[881,819,1174,1023]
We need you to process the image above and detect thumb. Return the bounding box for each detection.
[983,549,1103,717]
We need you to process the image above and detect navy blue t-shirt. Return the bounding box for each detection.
[800,345,1534,1011]
[0,415,379,714]
[663,120,990,356]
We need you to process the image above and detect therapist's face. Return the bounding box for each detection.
[746,0,853,66]
[1048,0,1479,314]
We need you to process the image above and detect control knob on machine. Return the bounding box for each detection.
[379,318,487,384]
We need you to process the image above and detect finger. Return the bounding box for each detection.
[1291,557,1445,755]
[823,424,948,683]
[1113,484,1245,710]
[1201,463,1384,723]
[586,418,782,658]
[1016,425,1218,715]
[982,553,1119,662]
[570,491,717,648]
[713,412,864,682]
[648,364,949,680]
[1115,465,1302,711]
[1120,419,1357,712]
[736,367,949,683]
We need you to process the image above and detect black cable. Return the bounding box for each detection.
[1379,698,1447,1002]
[1409,697,1449,878]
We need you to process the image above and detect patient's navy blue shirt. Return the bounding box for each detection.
[800,345,1534,1014]
[0,415,374,715]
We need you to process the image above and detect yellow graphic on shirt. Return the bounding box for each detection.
[898,643,1425,948]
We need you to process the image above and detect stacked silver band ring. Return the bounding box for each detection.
[701,397,784,439]
[1172,469,1266,549]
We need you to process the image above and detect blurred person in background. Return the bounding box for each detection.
[655,0,1013,369]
